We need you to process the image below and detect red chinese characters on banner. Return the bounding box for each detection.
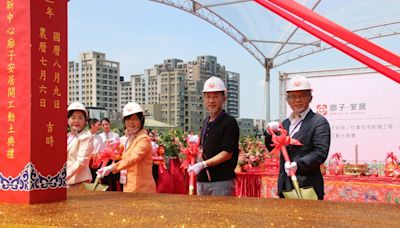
[0,0,67,204]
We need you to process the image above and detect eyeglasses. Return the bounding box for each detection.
[286,93,310,100]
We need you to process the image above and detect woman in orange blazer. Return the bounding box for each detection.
[98,102,156,193]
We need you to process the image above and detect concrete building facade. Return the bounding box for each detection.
[226,71,240,118]
[68,51,120,113]
[68,52,240,131]
[237,118,266,136]
[159,71,186,128]
[140,55,239,132]
[120,74,147,112]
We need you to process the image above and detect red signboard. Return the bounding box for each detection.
[0,0,67,204]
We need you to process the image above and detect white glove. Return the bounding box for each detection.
[284,161,297,176]
[188,135,199,145]
[151,141,159,154]
[187,161,206,175]
[97,165,114,178]
[267,121,280,134]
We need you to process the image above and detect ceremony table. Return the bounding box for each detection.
[0,189,399,227]
[235,172,400,204]
[235,172,265,197]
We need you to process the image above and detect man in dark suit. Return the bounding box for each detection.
[265,75,330,200]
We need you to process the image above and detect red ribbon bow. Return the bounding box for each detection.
[93,141,123,168]
[180,138,200,170]
[180,136,202,195]
[385,152,400,180]
[268,123,303,158]
[386,152,399,164]
[267,123,302,177]
[331,152,343,162]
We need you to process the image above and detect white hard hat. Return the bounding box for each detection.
[123,102,144,118]
[286,75,312,92]
[202,76,226,93]
[67,101,88,117]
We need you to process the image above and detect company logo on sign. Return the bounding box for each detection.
[316,104,328,115]
[328,102,367,115]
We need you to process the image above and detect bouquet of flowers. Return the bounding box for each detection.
[238,136,267,172]
[158,129,187,158]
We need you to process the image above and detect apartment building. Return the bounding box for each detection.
[237,118,266,136]
[140,55,239,131]
[120,80,132,111]
[159,71,186,128]
[184,79,204,132]
[68,51,120,113]
[226,71,240,118]
[69,52,239,129]
[120,74,147,111]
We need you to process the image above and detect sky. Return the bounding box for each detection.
[68,0,400,120]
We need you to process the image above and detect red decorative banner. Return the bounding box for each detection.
[0,0,67,204]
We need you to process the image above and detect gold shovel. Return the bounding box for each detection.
[268,125,318,200]
[281,147,318,200]
[80,175,109,191]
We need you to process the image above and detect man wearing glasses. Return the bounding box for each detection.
[265,75,331,200]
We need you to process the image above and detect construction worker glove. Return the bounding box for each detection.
[267,121,280,134]
[284,161,297,176]
[151,141,159,154]
[97,165,114,178]
[188,135,199,144]
[187,162,205,175]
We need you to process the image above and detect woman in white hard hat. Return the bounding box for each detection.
[97,102,156,193]
[66,101,94,187]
